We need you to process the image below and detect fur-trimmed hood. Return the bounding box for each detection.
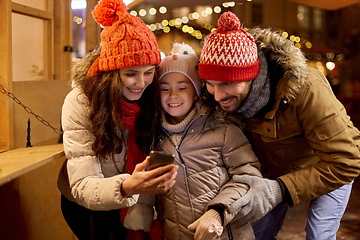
[70,45,102,89]
[247,28,308,102]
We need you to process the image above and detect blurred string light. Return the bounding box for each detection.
[149,8,157,15]
[73,16,83,24]
[326,62,335,70]
[159,6,167,14]
[139,9,146,17]
[147,19,218,43]
[130,2,236,22]
[133,2,233,44]
[214,6,222,13]
[128,2,345,62]
[279,29,344,62]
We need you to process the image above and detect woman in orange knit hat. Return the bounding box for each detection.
[57,0,178,239]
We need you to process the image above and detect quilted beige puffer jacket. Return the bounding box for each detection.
[58,87,141,210]
[157,102,262,240]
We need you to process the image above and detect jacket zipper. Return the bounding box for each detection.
[227,224,233,240]
[276,98,289,130]
[162,127,196,221]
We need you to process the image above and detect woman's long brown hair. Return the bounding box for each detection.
[81,66,161,162]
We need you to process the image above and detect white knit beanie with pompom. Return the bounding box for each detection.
[159,43,202,96]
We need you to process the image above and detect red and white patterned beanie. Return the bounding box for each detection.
[199,11,259,82]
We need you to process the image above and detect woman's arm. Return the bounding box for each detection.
[63,89,138,210]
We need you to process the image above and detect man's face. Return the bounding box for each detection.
[205,79,253,112]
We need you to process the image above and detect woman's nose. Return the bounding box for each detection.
[136,76,146,88]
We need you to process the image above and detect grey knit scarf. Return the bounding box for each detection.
[236,49,270,118]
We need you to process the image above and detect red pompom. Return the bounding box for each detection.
[218,11,241,31]
[92,0,127,27]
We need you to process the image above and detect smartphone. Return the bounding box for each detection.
[149,150,175,170]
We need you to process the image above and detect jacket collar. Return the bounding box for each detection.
[247,28,308,103]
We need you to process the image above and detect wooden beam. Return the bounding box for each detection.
[86,0,101,53]
[54,0,72,80]
[11,2,52,20]
[0,0,13,152]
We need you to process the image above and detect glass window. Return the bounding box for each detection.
[173,7,190,19]
[252,4,263,27]
[194,6,211,25]
[72,0,87,59]
[12,13,45,81]
[313,8,322,30]
[297,5,309,29]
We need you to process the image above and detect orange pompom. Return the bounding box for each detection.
[218,11,241,31]
[92,0,127,27]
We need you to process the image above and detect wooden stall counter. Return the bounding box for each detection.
[0,144,64,186]
[0,144,77,240]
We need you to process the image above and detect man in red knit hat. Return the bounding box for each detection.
[199,11,360,240]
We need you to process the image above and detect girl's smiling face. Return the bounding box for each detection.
[160,72,197,123]
[119,65,156,101]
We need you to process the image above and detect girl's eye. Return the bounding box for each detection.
[125,73,135,77]
[161,88,169,92]
[179,87,186,91]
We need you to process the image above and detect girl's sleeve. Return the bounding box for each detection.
[123,194,155,232]
[207,124,262,225]
[62,89,139,210]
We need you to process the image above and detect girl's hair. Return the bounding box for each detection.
[81,67,161,162]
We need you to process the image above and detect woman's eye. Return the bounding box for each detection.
[145,71,154,76]
[125,73,135,77]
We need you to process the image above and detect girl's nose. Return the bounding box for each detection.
[169,89,178,98]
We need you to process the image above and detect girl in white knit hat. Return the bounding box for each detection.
[123,42,262,240]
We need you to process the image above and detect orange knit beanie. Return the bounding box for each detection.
[87,0,161,77]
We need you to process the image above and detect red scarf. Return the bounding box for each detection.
[122,100,145,174]
[120,100,148,240]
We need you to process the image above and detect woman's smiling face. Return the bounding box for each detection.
[119,65,156,101]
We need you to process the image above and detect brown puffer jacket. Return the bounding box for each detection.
[244,28,360,207]
[157,102,262,240]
